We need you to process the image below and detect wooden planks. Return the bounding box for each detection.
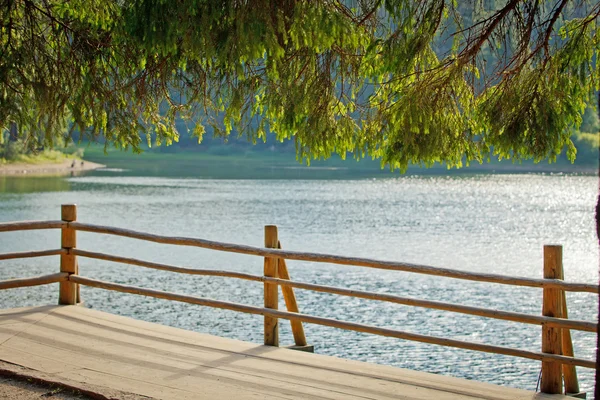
[0,305,569,400]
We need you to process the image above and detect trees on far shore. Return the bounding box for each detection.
[0,1,598,170]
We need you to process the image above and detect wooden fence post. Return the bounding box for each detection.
[264,225,279,346]
[558,260,580,395]
[277,240,312,351]
[541,245,563,394]
[59,204,78,305]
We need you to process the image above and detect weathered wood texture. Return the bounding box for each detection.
[278,241,307,347]
[277,241,307,347]
[560,293,580,395]
[0,221,65,232]
[59,205,78,305]
[541,245,563,394]
[0,305,570,400]
[558,261,580,395]
[69,222,598,293]
[1,215,597,389]
[263,225,279,346]
[0,273,68,290]
[70,249,597,333]
[68,275,595,369]
[0,249,66,261]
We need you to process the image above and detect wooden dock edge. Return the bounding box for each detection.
[0,360,147,400]
[0,305,574,399]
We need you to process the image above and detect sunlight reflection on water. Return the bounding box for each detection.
[0,174,597,393]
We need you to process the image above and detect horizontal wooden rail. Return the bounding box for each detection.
[0,221,65,232]
[69,222,598,293]
[69,275,596,369]
[0,273,69,290]
[266,277,597,333]
[0,249,67,261]
[71,249,262,278]
[73,249,598,333]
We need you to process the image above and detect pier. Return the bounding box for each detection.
[0,204,596,398]
[0,304,570,399]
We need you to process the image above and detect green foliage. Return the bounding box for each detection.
[574,131,599,147]
[0,140,25,162]
[0,1,598,170]
[0,140,83,164]
[0,132,83,163]
[569,103,600,164]
[578,103,600,134]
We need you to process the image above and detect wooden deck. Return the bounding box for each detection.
[0,305,566,400]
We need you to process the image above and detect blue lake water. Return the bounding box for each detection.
[0,172,597,393]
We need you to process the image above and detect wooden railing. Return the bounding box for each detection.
[0,204,597,396]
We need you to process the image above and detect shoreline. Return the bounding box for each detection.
[0,159,105,176]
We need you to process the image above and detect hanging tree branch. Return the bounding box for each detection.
[0,0,597,168]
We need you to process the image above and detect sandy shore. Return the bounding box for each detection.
[0,159,105,176]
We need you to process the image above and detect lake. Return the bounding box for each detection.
[0,170,597,393]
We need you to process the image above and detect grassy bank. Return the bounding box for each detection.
[0,142,84,166]
[1,149,80,165]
